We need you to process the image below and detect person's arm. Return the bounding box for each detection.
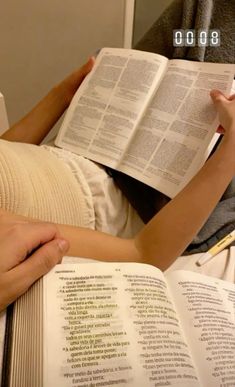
[0,219,69,311]
[1,58,94,144]
[135,90,235,269]
[0,209,141,264]
[135,132,235,269]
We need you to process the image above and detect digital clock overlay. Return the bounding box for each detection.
[173,29,221,47]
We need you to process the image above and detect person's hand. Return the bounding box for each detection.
[0,214,69,311]
[60,57,95,105]
[210,89,235,135]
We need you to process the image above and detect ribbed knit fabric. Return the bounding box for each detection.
[0,139,91,227]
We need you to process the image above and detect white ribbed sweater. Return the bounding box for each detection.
[0,140,91,227]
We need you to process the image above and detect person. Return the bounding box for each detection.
[0,59,234,312]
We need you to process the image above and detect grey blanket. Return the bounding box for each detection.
[111,0,235,253]
[136,0,235,64]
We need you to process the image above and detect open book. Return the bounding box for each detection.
[4,262,235,387]
[55,48,234,198]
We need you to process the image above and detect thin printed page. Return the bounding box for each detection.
[43,262,200,387]
[118,60,234,198]
[166,270,235,386]
[0,311,6,383]
[231,79,235,94]
[55,47,167,169]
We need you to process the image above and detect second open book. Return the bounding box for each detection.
[55,48,234,198]
[7,261,235,387]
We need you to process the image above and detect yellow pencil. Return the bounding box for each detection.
[196,229,235,266]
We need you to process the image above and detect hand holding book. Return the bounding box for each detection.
[211,89,235,135]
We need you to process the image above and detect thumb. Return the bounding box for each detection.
[24,238,70,274]
[210,89,228,105]
[81,57,95,76]
[9,238,70,299]
[228,93,235,101]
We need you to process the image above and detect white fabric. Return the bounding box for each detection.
[0,140,144,237]
[42,145,144,238]
[165,247,235,283]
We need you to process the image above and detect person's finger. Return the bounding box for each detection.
[80,57,95,78]
[210,89,228,105]
[1,238,69,309]
[0,222,61,271]
[228,93,235,101]
[216,124,225,134]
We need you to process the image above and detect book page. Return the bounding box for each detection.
[55,48,167,169]
[166,270,235,386]
[231,79,235,94]
[43,263,199,387]
[0,311,6,383]
[118,60,234,197]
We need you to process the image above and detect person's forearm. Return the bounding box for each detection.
[1,84,69,144]
[135,133,235,270]
[0,209,141,264]
[1,59,93,144]
[56,225,141,263]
